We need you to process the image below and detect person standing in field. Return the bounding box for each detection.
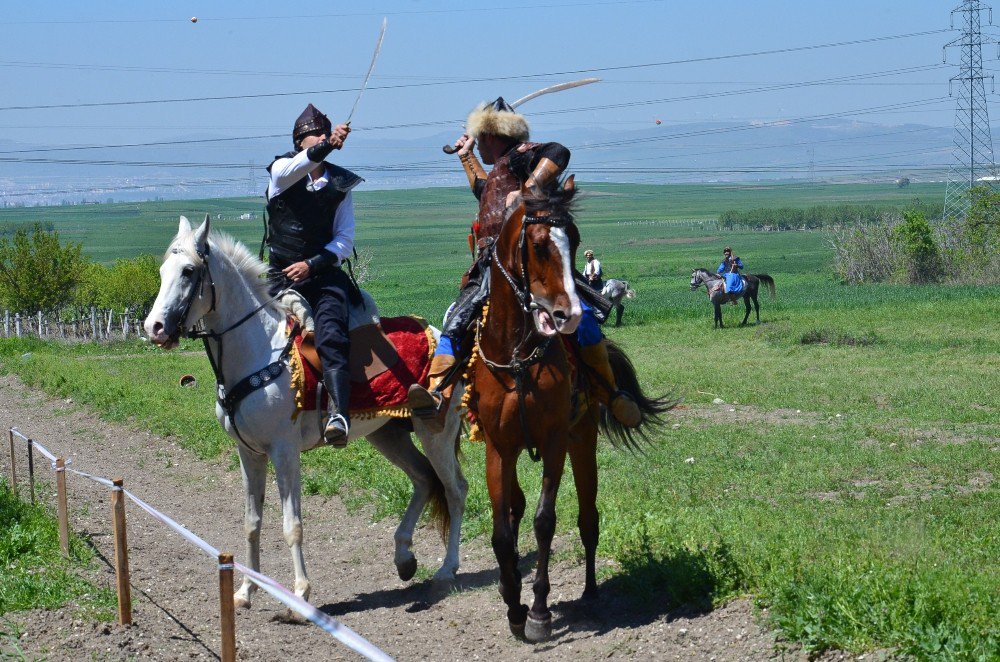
[265,103,361,448]
[406,96,641,431]
[583,249,604,290]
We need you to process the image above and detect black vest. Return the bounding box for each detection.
[265,153,363,269]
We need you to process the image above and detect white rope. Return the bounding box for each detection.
[10,427,58,463]
[12,427,392,661]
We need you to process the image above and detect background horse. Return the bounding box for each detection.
[689,268,776,328]
[144,215,467,612]
[467,186,670,643]
[600,278,635,327]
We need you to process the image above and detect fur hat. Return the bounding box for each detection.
[466,97,530,142]
[293,104,332,145]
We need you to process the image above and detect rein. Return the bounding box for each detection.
[479,209,571,462]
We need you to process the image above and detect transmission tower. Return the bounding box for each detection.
[943,0,999,223]
[246,160,256,197]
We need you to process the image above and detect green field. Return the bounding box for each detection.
[1,181,997,660]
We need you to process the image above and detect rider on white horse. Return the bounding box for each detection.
[265,104,360,447]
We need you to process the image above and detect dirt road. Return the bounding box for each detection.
[2,374,805,661]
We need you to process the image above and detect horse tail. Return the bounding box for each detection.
[600,339,679,451]
[427,467,451,543]
[756,274,776,298]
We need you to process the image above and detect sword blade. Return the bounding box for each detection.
[345,17,387,125]
[510,77,601,109]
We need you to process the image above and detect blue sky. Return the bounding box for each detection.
[0,0,978,145]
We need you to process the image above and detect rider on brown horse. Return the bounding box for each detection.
[407,97,641,431]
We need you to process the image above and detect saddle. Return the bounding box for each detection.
[282,290,436,421]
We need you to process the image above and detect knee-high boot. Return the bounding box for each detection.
[578,340,642,428]
[323,368,352,447]
[407,353,457,434]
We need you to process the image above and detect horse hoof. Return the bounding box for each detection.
[233,595,251,610]
[524,613,552,643]
[509,619,527,640]
[582,586,599,601]
[397,557,418,581]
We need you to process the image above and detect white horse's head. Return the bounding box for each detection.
[144,215,213,348]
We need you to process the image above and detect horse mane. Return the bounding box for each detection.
[167,227,274,303]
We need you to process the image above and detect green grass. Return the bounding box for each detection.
[0,181,997,659]
[0,479,116,621]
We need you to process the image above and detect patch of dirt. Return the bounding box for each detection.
[0,374,830,660]
[674,402,828,429]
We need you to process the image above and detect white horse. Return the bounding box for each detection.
[600,278,635,327]
[143,215,467,609]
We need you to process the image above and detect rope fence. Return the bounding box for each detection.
[5,426,392,662]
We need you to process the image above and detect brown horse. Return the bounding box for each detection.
[466,182,671,643]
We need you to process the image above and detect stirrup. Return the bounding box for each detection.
[323,414,349,448]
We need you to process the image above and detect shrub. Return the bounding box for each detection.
[891,211,943,284]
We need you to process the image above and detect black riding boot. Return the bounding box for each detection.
[322,368,351,448]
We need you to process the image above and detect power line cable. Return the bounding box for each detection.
[0,30,954,112]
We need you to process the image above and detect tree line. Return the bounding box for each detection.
[0,223,159,316]
[718,199,942,231]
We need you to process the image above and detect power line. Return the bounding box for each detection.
[0,29,954,113]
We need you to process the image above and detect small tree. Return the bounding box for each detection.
[891,211,942,284]
[98,255,161,312]
[0,224,86,313]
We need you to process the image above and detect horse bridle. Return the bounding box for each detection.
[169,242,294,445]
[480,209,575,462]
[492,211,574,315]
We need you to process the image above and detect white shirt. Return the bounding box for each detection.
[584,258,602,279]
[267,149,356,264]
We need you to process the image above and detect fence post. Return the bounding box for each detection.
[111,478,132,625]
[27,439,35,504]
[55,458,70,557]
[106,310,113,337]
[7,429,16,498]
[122,311,129,340]
[90,307,97,339]
[15,313,21,338]
[3,310,8,337]
[218,553,236,662]
[37,311,43,338]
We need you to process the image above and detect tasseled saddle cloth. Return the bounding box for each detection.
[281,291,436,421]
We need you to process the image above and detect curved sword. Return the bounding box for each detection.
[345,17,387,126]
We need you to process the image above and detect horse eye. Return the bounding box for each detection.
[181,266,195,278]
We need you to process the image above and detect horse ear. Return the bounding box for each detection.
[193,214,210,251]
[563,175,575,192]
[178,215,192,235]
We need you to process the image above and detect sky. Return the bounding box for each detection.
[0,1,995,198]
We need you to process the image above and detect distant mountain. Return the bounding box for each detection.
[0,119,970,206]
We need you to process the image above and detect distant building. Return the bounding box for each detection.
[239,212,256,220]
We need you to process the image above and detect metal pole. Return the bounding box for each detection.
[27,439,35,504]
[7,429,16,498]
[218,552,237,662]
[55,458,70,557]
[111,478,132,625]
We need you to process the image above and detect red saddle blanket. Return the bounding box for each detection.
[289,316,436,420]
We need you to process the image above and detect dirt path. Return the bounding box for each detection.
[1,374,808,661]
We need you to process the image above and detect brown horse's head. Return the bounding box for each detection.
[494,180,582,337]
